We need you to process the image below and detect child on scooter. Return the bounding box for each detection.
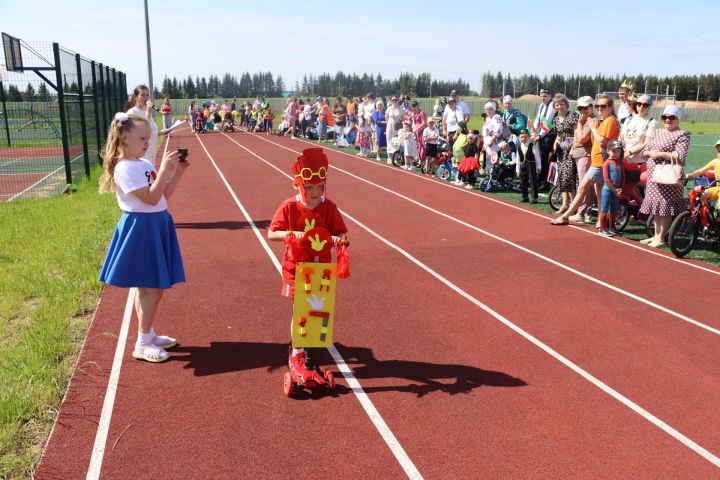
[268,147,348,380]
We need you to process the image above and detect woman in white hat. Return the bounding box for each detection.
[481,101,504,162]
[638,105,690,247]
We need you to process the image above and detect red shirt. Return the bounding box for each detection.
[270,196,348,288]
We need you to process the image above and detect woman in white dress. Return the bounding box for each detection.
[385,95,404,164]
[125,85,160,163]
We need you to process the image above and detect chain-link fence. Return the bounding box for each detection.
[0,35,126,201]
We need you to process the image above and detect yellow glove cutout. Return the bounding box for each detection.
[303,218,316,232]
[309,234,327,252]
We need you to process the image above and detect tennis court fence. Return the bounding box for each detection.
[1,34,126,201]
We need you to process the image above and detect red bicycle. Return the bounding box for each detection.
[667,177,717,257]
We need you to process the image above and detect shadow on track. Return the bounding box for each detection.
[172,342,526,398]
[174,220,270,230]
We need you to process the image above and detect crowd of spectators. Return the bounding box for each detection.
[180,86,696,247]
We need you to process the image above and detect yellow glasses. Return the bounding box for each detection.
[295,167,327,181]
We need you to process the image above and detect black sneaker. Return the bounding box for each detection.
[521,198,529,203]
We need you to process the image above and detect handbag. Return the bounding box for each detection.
[651,158,682,185]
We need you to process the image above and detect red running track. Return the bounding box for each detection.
[36,128,720,479]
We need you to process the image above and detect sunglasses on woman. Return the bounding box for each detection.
[596,104,609,109]
[661,115,678,121]
[636,103,650,108]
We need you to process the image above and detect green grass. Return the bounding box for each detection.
[0,165,117,479]
[683,121,720,135]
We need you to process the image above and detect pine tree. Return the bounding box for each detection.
[7,85,23,101]
[37,83,50,101]
[24,83,36,101]
[185,75,196,99]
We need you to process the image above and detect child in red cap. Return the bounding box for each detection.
[268,147,348,374]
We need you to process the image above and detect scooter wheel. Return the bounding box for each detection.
[324,370,335,390]
[283,371,295,397]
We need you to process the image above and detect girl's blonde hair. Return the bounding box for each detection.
[99,115,149,193]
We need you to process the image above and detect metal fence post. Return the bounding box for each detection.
[112,68,119,111]
[53,43,73,186]
[0,80,10,147]
[91,60,103,163]
[75,53,90,176]
[98,64,109,135]
[105,65,111,120]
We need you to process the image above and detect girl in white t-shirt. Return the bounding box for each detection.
[422,118,440,174]
[99,112,189,363]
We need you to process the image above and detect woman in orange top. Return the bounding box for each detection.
[318,98,335,142]
[552,95,619,227]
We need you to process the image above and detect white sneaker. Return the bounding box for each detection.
[454,180,464,186]
[568,214,583,223]
[583,213,593,223]
[464,184,474,189]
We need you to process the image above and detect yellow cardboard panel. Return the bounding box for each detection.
[292,262,337,348]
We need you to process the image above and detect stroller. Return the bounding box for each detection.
[195,110,206,134]
[480,158,516,192]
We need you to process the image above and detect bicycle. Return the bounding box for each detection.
[667,177,717,258]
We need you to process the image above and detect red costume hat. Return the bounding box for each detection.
[291,147,329,203]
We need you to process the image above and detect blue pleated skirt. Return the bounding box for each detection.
[99,210,185,289]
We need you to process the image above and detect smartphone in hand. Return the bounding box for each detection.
[177,148,188,162]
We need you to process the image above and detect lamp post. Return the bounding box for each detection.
[144,0,154,99]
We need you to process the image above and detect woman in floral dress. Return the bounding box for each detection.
[639,105,690,248]
[551,94,579,214]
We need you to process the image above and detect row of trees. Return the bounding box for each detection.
[292,72,472,98]
[153,71,472,100]
[156,72,287,100]
[481,71,720,102]
[5,71,720,102]
[2,83,53,102]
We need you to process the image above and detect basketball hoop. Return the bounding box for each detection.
[2,33,23,72]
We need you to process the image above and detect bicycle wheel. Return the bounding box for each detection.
[614,200,630,232]
[644,214,655,239]
[548,184,563,211]
[436,164,450,181]
[668,211,698,258]
[392,151,404,167]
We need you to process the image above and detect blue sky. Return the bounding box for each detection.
[2,0,719,95]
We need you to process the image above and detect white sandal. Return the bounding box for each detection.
[152,334,177,349]
[132,344,170,363]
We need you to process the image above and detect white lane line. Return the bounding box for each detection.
[0,156,27,168]
[228,133,720,337]
[86,288,136,480]
[195,133,423,479]
[220,132,720,469]
[86,135,171,479]
[285,134,720,278]
[7,151,86,201]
